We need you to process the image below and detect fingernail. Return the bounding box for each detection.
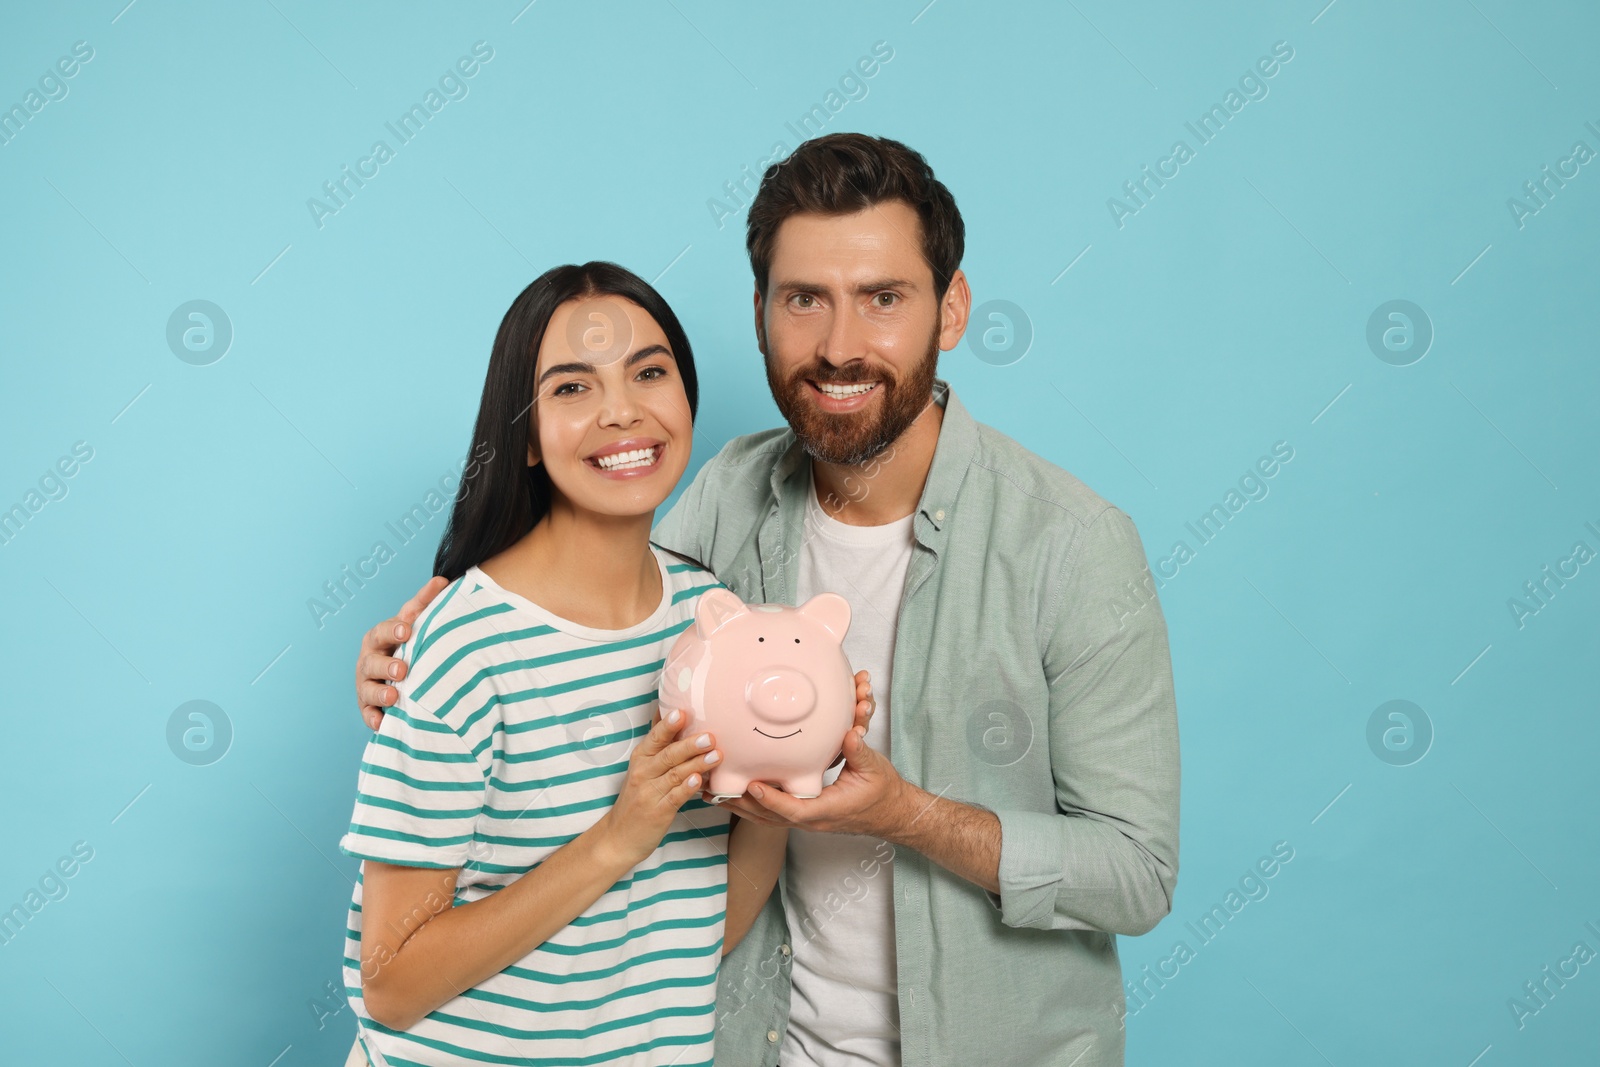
[705,751,721,765]
[667,710,681,725]
[750,783,765,798]
[395,624,407,640]
[389,663,402,679]
[696,733,711,749]
[687,774,700,788]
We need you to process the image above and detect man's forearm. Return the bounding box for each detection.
[878,783,1001,895]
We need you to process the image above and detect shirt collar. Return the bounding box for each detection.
[769,377,977,535]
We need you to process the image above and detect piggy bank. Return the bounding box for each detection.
[659,588,854,800]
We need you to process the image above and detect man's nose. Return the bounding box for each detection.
[820,306,869,368]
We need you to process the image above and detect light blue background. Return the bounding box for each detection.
[3,1,1597,1064]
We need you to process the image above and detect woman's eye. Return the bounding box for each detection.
[638,365,667,381]
[552,381,583,397]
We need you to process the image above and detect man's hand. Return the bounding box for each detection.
[718,671,911,837]
[702,670,875,807]
[357,576,450,731]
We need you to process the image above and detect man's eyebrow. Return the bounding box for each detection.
[855,277,916,294]
[536,344,672,385]
[772,278,919,295]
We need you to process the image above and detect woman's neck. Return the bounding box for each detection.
[479,504,661,630]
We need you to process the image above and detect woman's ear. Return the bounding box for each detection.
[526,439,540,468]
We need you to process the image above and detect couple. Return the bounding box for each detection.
[340,133,1181,1067]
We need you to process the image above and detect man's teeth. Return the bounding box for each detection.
[817,381,877,398]
[596,447,657,470]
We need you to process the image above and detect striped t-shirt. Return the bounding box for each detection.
[340,544,732,1067]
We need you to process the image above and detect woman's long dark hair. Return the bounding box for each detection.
[432,261,699,581]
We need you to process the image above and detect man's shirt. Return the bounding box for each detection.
[652,378,1181,1067]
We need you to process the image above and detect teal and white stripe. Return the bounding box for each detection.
[341,546,731,1066]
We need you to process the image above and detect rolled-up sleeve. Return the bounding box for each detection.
[985,504,1180,936]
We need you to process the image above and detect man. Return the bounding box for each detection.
[355,133,1180,1066]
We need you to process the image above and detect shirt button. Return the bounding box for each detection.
[767,1029,780,1043]
[779,943,792,957]
[935,509,945,521]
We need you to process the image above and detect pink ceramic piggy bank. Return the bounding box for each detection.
[659,588,854,800]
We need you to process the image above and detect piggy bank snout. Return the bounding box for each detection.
[747,669,817,725]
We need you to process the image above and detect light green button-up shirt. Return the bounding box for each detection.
[652,378,1181,1067]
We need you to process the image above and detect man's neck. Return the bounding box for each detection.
[810,395,945,527]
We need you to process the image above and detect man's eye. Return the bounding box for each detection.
[874,292,898,307]
[792,294,816,308]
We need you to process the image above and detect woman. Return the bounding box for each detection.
[338,262,873,1065]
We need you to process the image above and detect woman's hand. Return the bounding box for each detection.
[599,708,721,868]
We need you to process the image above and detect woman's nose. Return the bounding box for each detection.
[597,388,644,427]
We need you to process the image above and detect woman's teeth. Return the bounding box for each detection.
[817,381,876,398]
[595,446,658,471]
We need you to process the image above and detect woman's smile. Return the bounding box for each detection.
[585,438,667,479]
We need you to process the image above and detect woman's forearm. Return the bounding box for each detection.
[722,815,789,955]
[362,812,639,1030]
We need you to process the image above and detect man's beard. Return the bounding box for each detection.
[766,328,940,467]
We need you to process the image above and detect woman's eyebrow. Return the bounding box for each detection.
[536,344,673,385]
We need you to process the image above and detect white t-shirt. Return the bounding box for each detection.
[779,467,915,1067]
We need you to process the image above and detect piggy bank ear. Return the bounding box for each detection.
[695,588,748,637]
[798,592,850,642]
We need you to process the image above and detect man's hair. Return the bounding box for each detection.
[745,133,964,301]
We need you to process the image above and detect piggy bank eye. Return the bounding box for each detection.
[793,638,800,643]
[758,636,764,642]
